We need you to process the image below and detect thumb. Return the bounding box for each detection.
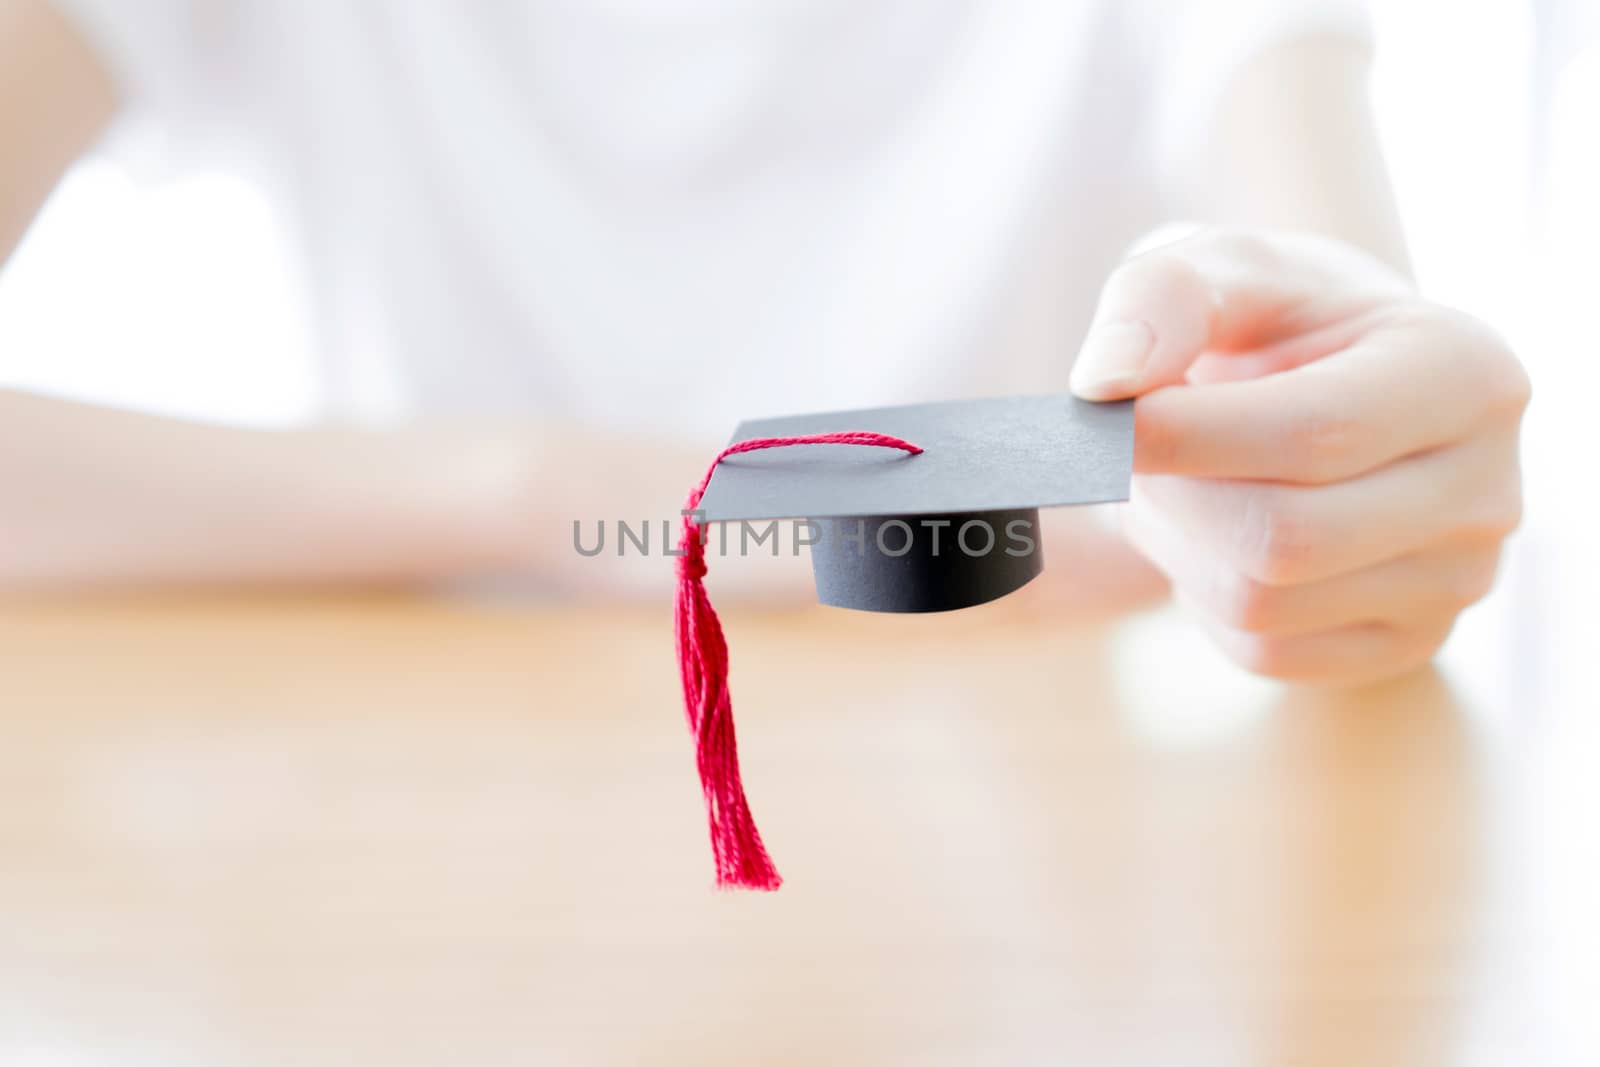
[1069,229,1405,401]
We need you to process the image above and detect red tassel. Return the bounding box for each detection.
[675,432,923,890]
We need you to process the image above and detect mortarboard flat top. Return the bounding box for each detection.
[696,392,1134,522]
[693,392,1135,614]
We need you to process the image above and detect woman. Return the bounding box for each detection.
[0,0,1529,683]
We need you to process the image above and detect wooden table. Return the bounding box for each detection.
[0,572,1594,1065]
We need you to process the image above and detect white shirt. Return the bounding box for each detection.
[52,0,1367,439]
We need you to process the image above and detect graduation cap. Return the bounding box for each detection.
[673,392,1134,889]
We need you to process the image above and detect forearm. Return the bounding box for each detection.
[0,390,530,588]
[1198,33,1412,276]
[0,390,820,598]
[1,0,115,266]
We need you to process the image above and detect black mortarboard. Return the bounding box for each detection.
[695,391,1134,612]
[672,392,1134,892]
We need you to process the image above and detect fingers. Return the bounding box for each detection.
[1125,491,1503,638]
[1070,228,1408,401]
[1186,611,1456,686]
[1119,428,1519,683]
[1133,430,1521,588]
[1126,482,1477,683]
[1134,304,1531,483]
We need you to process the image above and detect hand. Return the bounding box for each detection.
[1070,229,1530,684]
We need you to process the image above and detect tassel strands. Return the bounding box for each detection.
[674,432,923,890]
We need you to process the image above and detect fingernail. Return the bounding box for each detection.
[1070,320,1155,400]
